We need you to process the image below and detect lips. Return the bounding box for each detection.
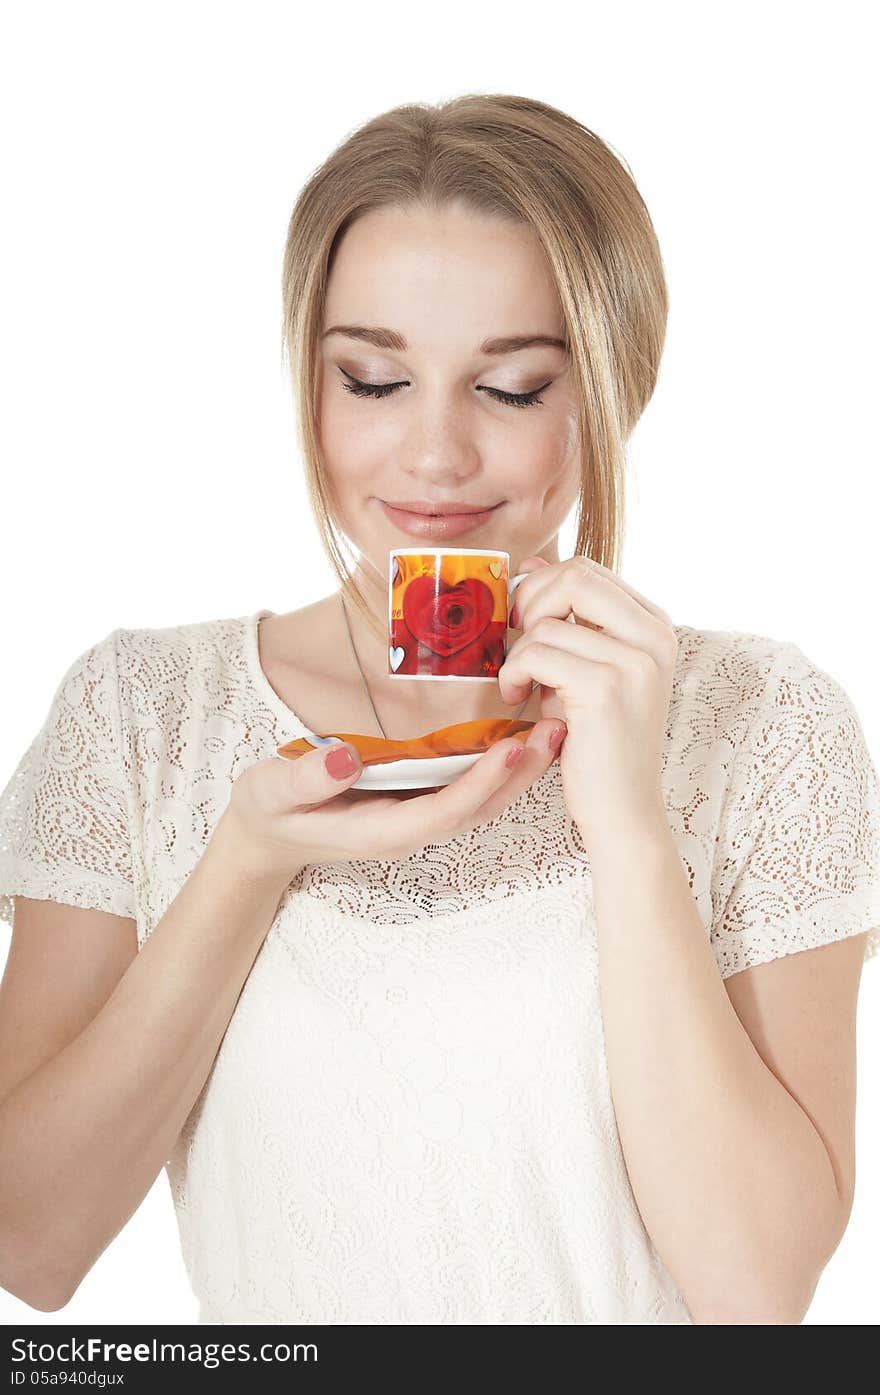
[383,500,500,516]
[378,499,500,540]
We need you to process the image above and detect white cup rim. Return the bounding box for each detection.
[389,547,509,559]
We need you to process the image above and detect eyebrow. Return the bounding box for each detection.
[322,324,568,355]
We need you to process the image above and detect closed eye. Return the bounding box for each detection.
[337,367,552,409]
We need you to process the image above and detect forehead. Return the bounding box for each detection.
[324,204,563,343]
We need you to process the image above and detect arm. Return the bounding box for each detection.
[0,813,294,1312]
[588,809,858,1326]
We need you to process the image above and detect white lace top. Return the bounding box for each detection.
[2,608,879,1325]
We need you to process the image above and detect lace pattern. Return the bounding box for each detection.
[0,630,135,928]
[168,883,693,1324]
[1,611,878,1324]
[710,641,880,975]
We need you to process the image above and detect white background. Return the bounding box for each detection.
[1,0,877,1325]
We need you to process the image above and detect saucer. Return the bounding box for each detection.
[272,742,489,792]
[274,717,535,792]
[349,751,481,791]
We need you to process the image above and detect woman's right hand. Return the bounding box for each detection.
[217,718,567,886]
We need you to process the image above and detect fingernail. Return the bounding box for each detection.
[509,605,520,628]
[505,744,525,769]
[548,725,567,752]
[326,745,358,779]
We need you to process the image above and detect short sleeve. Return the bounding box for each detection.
[0,629,136,928]
[710,641,880,978]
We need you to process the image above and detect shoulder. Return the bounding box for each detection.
[670,623,795,731]
[101,613,261,754]
[673,623,877,843]
[673,624,866,748]
[112,612,250,691]
[663,624,841,807]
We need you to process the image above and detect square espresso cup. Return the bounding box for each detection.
[388,548,527,682]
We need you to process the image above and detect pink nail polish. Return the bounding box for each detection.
[326,745,358,779]
[505,744,524,769]
[548,725,566,752]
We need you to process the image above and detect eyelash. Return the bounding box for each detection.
[338,368,551,410]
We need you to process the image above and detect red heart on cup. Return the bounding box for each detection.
[402,575,495,657]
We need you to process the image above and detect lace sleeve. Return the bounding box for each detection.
[710,641,880,978]
[0,629,135,928]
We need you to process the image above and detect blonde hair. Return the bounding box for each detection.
[281,93,668,641]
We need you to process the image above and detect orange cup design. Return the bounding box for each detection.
[389,549,510,680]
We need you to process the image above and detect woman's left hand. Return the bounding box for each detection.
[499,555,678,842]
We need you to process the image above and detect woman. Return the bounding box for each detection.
[1,94,879,1326]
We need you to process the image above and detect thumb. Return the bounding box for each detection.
[321,741,364,783]
[285,740,364,804]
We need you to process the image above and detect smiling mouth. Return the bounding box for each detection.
[381,500,502,516]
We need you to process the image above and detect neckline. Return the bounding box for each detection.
[243,605,538,739]
[244,608,314,736]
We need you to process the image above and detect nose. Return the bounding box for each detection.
[398,389,482,485]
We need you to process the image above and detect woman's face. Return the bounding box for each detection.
[317,202,582,580]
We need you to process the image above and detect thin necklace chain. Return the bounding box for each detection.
[339,592,534,739]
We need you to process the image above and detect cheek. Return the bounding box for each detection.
[318,383,394,470]
[318,387,373,484]
[507,408,581,486]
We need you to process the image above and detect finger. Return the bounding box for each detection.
[280,740,364,809]
[514,559,624,635]
[499,633,625,706]
[543,554,671,623]
[385,786,443,801]
[468,717,566,825]
[513,566,672,666]
[573,555,672,623]
[376,726,546,842]
[514,555,672,630]
[508,558,554,628]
